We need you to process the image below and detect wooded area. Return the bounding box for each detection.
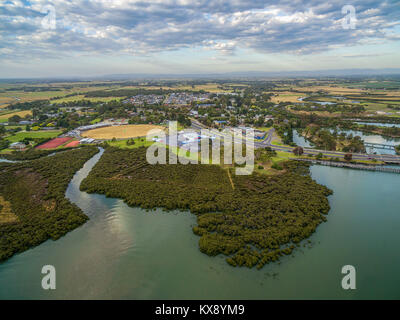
[0,147,99,262]
[80,146,332,268]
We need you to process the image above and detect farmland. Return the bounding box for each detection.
[269,92,305,103]
[50,95,125,104]
[81,124,165,140]
[0,110,32,122]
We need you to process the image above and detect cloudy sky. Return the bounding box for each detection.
[1,0,400,78]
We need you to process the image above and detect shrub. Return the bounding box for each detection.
[293,146,304,156]
[344,153,352,161]
[271,162,283,170]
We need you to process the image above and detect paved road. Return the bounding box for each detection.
[190,119,400,164]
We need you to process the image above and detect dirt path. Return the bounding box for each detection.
[227,169,235,190]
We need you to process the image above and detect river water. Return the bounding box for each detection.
[0,149,400,299]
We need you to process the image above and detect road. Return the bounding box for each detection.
[190,119,400,164]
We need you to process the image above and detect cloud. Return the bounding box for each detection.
[342,53,387,58]
[0,0,399,60]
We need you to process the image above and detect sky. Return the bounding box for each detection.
[1,0,400,78]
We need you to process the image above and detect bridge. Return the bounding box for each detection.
[364,142,395,150]
[294,159,400,174]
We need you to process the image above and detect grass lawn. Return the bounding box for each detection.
[5,130,62,143]
[4,125,25,130]
[0,149,13,154]
[90,118,102,124]
[271,140,284,146]
[177,123,188,131]
[106,137,154,149]
[271,151,293,163]
[109,139,208,163]
[255,126,272,132]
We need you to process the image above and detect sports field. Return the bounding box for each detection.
[64,140,80,148]
[5,130,62,143]
[81,124,165,140]
[36,137,72,149]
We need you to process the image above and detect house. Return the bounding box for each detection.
[10,142,26,150]
[19,120,33,125]
[80,138,95,144]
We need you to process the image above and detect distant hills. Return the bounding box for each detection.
[100,69,400,80]
[1,69,400,82]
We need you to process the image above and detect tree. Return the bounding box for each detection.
[344,153,352,161]
[256,117,264,127]
[293,146,304,156]
[229,117,238,127]
[126,139,135,146]
[0,139,9,150]
[8,115,22,123]
[316,152,323,160]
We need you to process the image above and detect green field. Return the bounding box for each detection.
[0,110,32,123]
[271,151,293,163]
[4,125,25,130]
[51,95,125,103]
[106,137,154,149]
[90,118,102,124]
[341,81,400,90]
[255,126,272,132]
[5,130,62,143]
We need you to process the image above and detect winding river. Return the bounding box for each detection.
[1,148,400,299]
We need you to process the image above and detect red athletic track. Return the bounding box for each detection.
[36,137,72,149]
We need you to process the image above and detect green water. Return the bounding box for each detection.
[0,151,400,299]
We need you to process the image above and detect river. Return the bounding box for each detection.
[0,149,400,299]
[293,128,400,155]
